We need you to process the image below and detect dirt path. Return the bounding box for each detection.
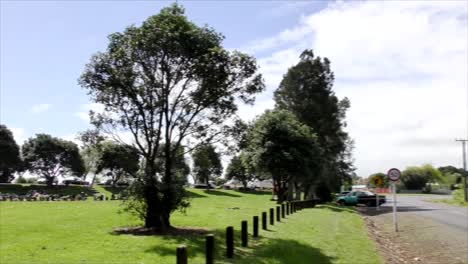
[358,204,468,264]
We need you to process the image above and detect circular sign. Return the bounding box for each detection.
[387,168,401,181]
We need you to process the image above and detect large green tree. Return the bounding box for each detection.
[77,129,105,186]
[22,134,85,186]
[243,109,321,203]
[401,164,443,190]
[192,144,222,187]
[0,124,22,183]
[225,154,252,189]
[96,142,140,186]
[274,50,352,192]
[79,4,264,229]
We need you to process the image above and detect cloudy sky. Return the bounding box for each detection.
[1,1,467,177]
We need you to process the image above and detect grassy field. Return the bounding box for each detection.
[432,189,468,207]
[0,189,382,264]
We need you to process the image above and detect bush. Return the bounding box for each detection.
[15,176,37,184]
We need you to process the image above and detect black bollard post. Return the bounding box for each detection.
[253,216,259,237]
[226,226,234,258]
[262,212,267,230]
[176,245,188,264]
[281,204,285,218]
[269,208,274,225]
[276,206,281,222]
[206,234,214,264]
[241,220,248,247]
[286,203,290,215]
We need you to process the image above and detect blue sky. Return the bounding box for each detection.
[1,1,467,176]
[0,1,325,139]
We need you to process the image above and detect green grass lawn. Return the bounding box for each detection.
[431,189,468,207]
[0,189,382,264]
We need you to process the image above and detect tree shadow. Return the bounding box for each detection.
[318,204,357,213]
[203,190,241,197]
[239,238,335,264]
[357,205,438,216]
[234,189,273,196]
[102,186,127,195]
[185,190,207,198]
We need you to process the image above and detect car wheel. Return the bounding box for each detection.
[338,200,345,206]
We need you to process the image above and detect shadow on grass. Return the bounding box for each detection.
[101,186,127,195]
[203,190,242,197]
[233,189,273,196]
[318,203,357,213]
[185,190,208,198]
[237,238,334,264]
[357,205,438,216]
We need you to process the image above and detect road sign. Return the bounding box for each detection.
[371,176,383,187]
[387,168,401,181]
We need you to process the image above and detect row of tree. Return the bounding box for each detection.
[2,4,354,230]
[367,164,464,190]
[0,125,226,188]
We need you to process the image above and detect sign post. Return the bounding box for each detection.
[387,168,401,232]
[371,176,383,211]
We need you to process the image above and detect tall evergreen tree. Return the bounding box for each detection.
[274,49,353,192]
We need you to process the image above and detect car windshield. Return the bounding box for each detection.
[364,191,374,195]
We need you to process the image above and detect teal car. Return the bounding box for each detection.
[336,191,386,206]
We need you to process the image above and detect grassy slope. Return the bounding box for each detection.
[431,189,468,207]
[0,189,381,264]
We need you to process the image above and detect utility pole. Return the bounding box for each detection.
[455,139,468,202]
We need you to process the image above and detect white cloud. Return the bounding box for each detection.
[75,103,105,122]
[30,103,51,114]
[238,0,468,176]
[10,127,26,144]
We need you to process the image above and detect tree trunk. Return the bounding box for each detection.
[294,181,301,200]
[287,180,294,201]
[46,176,54,187]
[144,185,170,229]
[276,181,287,204]
[0,169,12,183]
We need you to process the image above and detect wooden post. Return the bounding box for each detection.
[276,206,281,222]
[262,212,267,230]
[206,234,214,264]
[253,216,259,237]
[241,220,248,247]
[281,204,285,218]
[176,245,187,264]
[226,226,234,258]
[269,208,274,225]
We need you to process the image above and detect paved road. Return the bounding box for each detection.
[381,194,468,232]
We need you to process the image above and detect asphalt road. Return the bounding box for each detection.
[381,194,468,232]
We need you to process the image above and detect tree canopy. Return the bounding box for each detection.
[0,124,22,183]
[274,49,352,191]
[22,134,85,186]
[225,154,252,188]
[96,141,140,186]
[79,4,264,229]
[192,144,222,186]
[243,109,321,203]
[401,164,443,190]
